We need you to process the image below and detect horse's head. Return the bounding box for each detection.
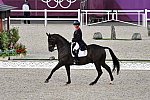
[46,33,56,52]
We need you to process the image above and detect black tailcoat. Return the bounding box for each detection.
[72,28,87,51]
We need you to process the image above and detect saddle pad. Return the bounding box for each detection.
[71,42,87,57]
[78,50,87,57]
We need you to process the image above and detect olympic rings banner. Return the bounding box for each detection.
[41,0,77,8]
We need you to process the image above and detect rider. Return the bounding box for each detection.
[72,20,87,64]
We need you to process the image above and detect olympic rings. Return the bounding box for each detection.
[41,0,76,8]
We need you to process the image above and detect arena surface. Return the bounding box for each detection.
[0,69,149,100]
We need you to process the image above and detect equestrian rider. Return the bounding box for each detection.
[72,21,87,64]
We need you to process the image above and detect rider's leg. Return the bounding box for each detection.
[73,50,79,64]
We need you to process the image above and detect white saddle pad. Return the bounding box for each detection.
[71,42,87,57]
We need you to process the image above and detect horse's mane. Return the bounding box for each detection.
[51,34,70,45]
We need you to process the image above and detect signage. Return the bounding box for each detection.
[41,0,76,8]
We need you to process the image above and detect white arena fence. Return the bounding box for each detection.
[82,10,145,26]
[10,9,81,27]
[0,60,150,70]
[9,9,150,27]
[144,9,150,27]
[81,10,112,26]
[108,10,144,26]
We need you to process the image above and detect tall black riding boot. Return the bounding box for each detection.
[73,50,79,64]
[74,56,79,64]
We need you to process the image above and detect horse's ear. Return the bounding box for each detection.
[46,32,50,36]
[46,32,49,36]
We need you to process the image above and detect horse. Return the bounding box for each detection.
[45,33,120,85]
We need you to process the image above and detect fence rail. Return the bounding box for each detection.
[10,9,80,26]
[116,10,144,26]
[9,9,150,27]
[0,60,150,70]
[82,9,145,26]
[81,10,112,25]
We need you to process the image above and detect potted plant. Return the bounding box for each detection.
[0,27,27,60]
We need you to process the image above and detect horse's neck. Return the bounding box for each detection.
[55,35,70,59]
[55,35,70,52]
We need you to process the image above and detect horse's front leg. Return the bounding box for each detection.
[65,65,71,85]
[45,63,63,83]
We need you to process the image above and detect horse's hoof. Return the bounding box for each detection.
[65,81,71,85]
[109,81,113,85]
[44,80,49,83]
[66,81,71,84]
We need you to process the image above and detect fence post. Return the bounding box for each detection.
[107,12,110,21]
[145,9,148,27]
[115,10,118,21]
[44,9,47,27]
[112,13,115,20]
[142,14,146,27]
[81,12,83,26]
[78,9,81,22]
[137,11,140,26]
[85,11,88,25]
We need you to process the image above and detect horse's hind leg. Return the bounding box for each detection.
[102,63,114,84]
[89,62,103,85]
[65,65,71,85]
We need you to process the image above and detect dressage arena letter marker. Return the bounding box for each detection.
[41,0,76,8]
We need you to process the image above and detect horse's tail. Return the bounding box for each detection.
[103,47,120,75]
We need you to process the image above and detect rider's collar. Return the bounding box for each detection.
[75,27,80,30]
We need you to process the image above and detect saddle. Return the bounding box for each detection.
[71,42,87,57]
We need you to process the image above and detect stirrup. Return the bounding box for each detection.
[73,59,79,64]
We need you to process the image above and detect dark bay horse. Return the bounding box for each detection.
[45,33,120,85]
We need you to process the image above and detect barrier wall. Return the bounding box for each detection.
[1,0,150,21]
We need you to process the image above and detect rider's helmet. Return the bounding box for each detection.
[73,20,80,26]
